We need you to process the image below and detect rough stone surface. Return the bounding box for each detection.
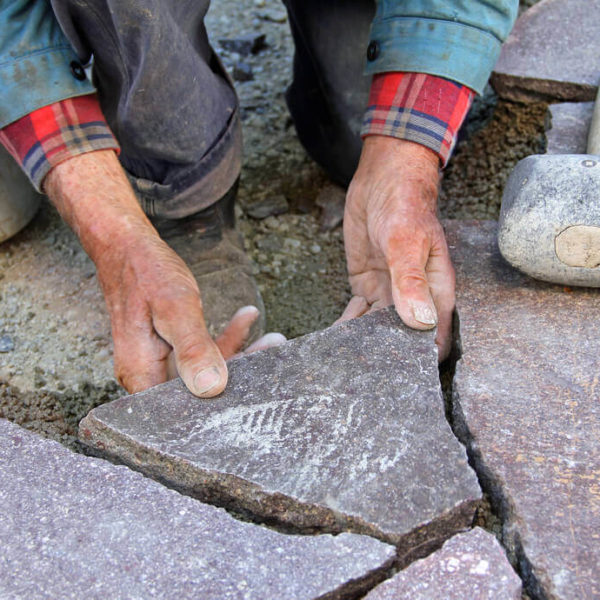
[546,102,594,155]
[364,528,521,600]
[0,418,396,600]
[80,308,481,557]
[491,0,600,102]
[447,220,600,600]
[498,154,600,286]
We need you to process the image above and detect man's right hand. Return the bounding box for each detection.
[44,150,258,397]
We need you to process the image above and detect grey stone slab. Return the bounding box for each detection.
[364,528,521,600]
[491,0,600,102]
[546,102,594,155]
[80,308,481,559]
[0,418,396,600]
[446,220,600,599]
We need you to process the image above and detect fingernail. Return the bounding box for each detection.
[193,367,222,395]
[234,305,260,318]
[410,301,437,326]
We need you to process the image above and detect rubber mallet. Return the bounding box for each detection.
[498,87,600,287]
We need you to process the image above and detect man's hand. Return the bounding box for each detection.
[340,136,455,360]
[44,150,259,396]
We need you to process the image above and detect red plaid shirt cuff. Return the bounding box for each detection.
[0,94,119,192]
[361,73,475,167]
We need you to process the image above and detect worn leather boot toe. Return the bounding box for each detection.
[152,184,265,342]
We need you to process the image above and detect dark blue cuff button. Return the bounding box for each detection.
[70,61,86,81]
[367,40,380,62]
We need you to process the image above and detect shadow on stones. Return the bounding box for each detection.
[439,311,545,600]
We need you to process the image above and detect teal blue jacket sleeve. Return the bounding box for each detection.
[365,0,519,94]
[0,0,94,128]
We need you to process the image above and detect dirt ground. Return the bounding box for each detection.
[0,0,546,451]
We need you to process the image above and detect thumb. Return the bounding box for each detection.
[387,240,438,331]
[154,295,228,398]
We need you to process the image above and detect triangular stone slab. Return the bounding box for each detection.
[491,0,600,102]
[0,418,395,599]
[364,528,521,599]
[80,308,481,559]
[546,102,594,155]
[446,220,600,599]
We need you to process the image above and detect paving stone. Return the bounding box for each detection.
[446,220,600,599]
[80,308,481,559]
[491,0,600,102]
[546,102,594,155]
[0,418,396,600]
[364,528,521,599]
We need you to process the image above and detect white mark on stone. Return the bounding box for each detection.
[445,557,461,572]
[470,559,489,575]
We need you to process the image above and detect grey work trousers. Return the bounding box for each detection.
[50,0,374,218]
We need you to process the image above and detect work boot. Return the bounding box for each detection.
[152,181,265,343]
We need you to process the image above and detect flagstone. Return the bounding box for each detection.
[491,0,600,102]
[446,220,600,599]
[364,528,521,600]
[546,102,594,155]
[80,308,481,559]
[0,418,395,600]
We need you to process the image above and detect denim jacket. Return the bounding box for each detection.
[0,0,518,128]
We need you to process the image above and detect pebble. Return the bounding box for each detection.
[245,194,289,219]
[233,62,254,82]
[284,237,302,250]
[218,33,267,57]
[0,335,14,353]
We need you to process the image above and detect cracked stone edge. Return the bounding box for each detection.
[79,410,479,559]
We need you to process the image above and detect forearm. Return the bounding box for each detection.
[43,150,157,270]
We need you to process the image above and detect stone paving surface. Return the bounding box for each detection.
[546,102,594,155]
[491,0,600,102]
[364,528,521,600]
[446,220,600,600]
[80,308,481,557]
[0,417,396,600]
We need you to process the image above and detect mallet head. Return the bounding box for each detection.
[498,153,600,287]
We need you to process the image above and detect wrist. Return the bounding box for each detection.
[44,150,158,268]
[356,136,441,214]
[362,136,440,170]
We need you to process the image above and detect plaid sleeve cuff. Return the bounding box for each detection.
[361,72,475,167]
[0,94,119,192]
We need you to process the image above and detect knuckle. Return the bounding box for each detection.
[174,337,213,366]
[395,269,429,293]
[152,286,203,317]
